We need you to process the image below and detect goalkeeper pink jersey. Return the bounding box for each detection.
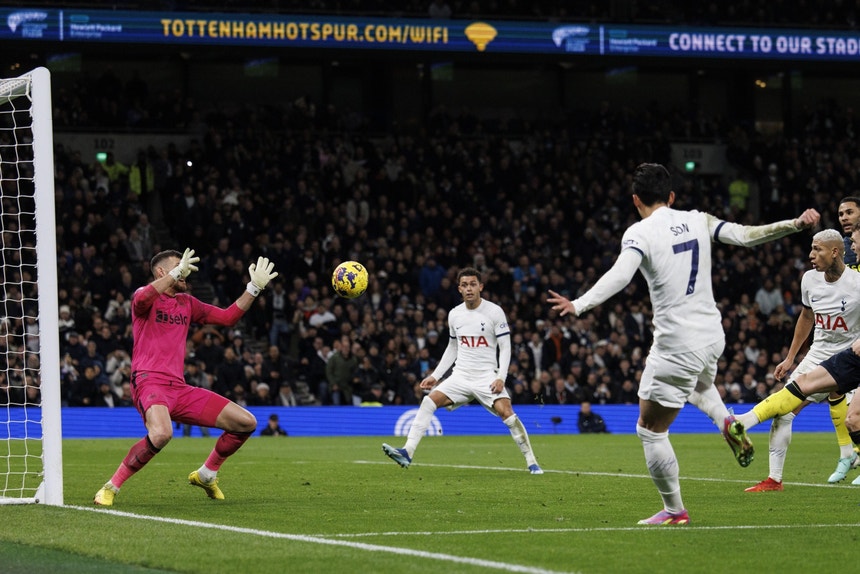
[130,284,244,382]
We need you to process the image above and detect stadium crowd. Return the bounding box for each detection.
[0,63,837,412]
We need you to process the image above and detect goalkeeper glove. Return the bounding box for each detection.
[246,256,278,297]
[168,248,200,281]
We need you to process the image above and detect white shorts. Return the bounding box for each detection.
[638,340,725,409]
[434,370,510,416]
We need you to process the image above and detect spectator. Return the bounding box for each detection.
[275,384,299,407]
[754,277,784,316]
[260,413,288,436]
[578,401,608,433]
[428,0,452,19]
[325,336,359,405]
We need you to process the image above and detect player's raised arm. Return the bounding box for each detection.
[710,208,821,247]
[236,256,279,311]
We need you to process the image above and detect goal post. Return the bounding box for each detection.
[0,67,62,505]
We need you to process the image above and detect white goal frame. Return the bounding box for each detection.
[0,67,62,505]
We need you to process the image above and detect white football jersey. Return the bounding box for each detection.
[446,299,510,376]
[621,206,723,353]
[800,267,860,363]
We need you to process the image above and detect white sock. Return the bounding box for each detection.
[688,384,730,427]
[197,465,217,483]
[840,444,855,459]
[404,396,438,458]
[767,412,794,482]
[736,409,762,431]
[504,414,538,467]
[637,424,684,514]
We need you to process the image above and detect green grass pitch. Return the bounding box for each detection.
[1,432,858,573]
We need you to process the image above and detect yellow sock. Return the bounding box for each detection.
[753,387,804,423]
[829,395,851,447]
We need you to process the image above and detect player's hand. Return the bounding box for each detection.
[169,248,199,281]
[419,375,437,390]
[489,379,505,394]
[248,256,278,290]
[773,359,792,381]
[793,208,820,229]
[547,289,575,316]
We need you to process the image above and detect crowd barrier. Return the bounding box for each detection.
[3,403,837,439]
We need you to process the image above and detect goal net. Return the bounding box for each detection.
[0,67,62,505]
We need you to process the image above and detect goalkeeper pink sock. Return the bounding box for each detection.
[111,435,161,488]
[203,431,251,471]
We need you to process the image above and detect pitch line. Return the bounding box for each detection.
[354,459,860,489]
[69,505,576,574]
[321,522,860,538]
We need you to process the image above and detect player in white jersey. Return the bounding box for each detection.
[382,267,543,474]
[740,228,860,490]
[547,163,819,525]
[737,224,860,486]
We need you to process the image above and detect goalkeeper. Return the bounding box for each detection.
[94,248,277,506]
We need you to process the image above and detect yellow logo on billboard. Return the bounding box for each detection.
[465,22,497,52]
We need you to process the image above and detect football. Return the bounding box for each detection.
[331,261,369,299]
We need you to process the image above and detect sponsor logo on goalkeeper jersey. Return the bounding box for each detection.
[155,309,189,326]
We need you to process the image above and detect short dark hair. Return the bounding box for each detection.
[839,196,860,208]
[457,267,481,284]
[150,250,182,275]
[632,163,672,206]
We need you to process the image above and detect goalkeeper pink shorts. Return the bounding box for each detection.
[131,371,231,427]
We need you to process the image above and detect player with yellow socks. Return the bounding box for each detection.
[738,339,860,486]
[735,229,860,490]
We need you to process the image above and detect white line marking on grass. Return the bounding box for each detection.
[320,522,860,538]
[68,505,576,574]
[354,460,859,489]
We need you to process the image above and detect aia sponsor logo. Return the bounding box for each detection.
[459,335,489,347]
[815,313,848,331]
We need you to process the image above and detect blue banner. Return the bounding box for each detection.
[2,7,860,61]
[1,404,836,439]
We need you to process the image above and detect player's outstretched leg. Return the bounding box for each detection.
[636,424,688,526]
[382,396,437,468]
[828,394,858,483]
[93,435,162,506]
[189,431,252,500]
[502,414,542,474]
[382,443,412,468]
[723,413,755,467]
[747,413,791,492]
